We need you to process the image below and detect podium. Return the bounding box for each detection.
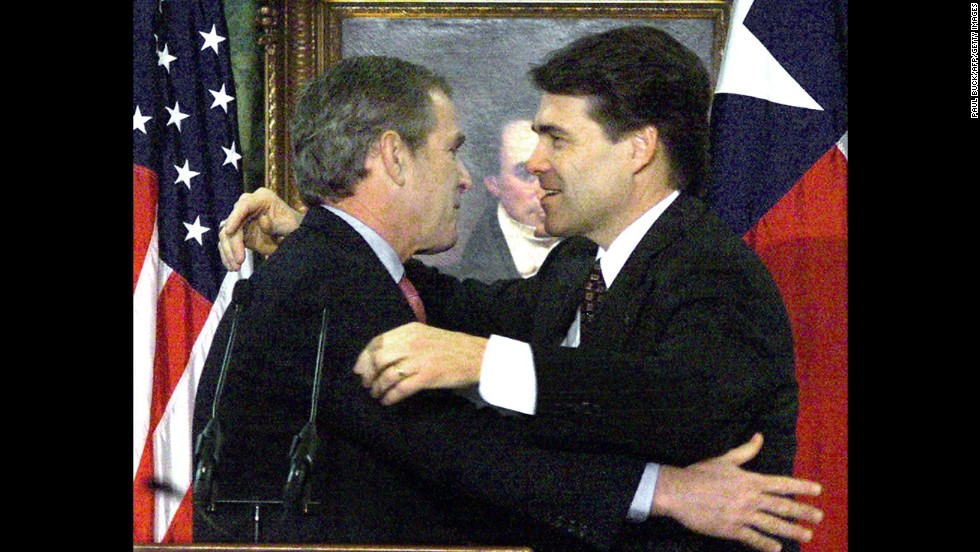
[134,546,533,552]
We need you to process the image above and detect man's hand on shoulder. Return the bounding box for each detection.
[218,187,304,271]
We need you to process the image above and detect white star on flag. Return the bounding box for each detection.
[199,24,226,54]
[714,0,822,110]
[222,141,242,169]
[166,101,190,131]
[183,216,210,245]
[157,43,177,72]
[134,106,152,134]
[174,159,200,189]
[209,84,235,112]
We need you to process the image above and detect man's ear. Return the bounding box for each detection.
[629,125,660,174]
[377,130,410,185]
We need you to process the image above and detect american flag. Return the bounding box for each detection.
[133,0,251,542]
[708,0,847,550]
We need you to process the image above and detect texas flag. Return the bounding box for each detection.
[708,1,847,551]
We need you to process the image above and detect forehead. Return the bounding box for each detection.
[499,120,538,162]
[427,90,461,140]
[532,93,600,135]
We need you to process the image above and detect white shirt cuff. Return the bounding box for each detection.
[627,462,661,522]
[478,334,537,415]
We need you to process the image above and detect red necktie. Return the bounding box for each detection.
[398,275,426,324]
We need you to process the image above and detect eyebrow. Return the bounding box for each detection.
[531,123,568,139]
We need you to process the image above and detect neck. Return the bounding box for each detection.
[589,153,676,248]
[331,192,414,262]
[591,188,674,250]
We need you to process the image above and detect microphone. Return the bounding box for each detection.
[193,278,251,510]
[282,307,328,515]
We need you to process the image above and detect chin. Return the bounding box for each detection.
[543,221,568,238]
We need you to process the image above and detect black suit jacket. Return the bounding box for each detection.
[193,206,650,550]
[409,194,800,551]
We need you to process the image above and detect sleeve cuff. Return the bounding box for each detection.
[627,463,661,523]
[478,334,537,415]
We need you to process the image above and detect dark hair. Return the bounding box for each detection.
[529,26,711,196]
[290,56,452,206]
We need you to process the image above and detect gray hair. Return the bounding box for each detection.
[290,56,452,205]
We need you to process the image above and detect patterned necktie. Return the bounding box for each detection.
[580,258,606,331]
[398,274,426,324]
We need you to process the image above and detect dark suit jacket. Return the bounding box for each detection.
[444,204,521,284]
[192,206,651,550]
[409,193,800,551]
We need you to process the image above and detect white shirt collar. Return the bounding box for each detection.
[321,204,404,283]
[596,190,679,288]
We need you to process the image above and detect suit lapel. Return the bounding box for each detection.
[301,207,418,329]
[531,236,598,346]
[584,194,706,348]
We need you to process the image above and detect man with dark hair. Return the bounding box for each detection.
[214,27,821,552]
[524,26,713,198]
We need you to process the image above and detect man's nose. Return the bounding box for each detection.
[526,142,549,176]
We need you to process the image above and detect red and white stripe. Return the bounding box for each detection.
[133,165,250,542]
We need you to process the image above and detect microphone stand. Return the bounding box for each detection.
[193,278,250,512]
[195,289,325,542]
[282,307,329,515]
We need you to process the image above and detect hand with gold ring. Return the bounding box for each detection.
[353,322,487,405]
